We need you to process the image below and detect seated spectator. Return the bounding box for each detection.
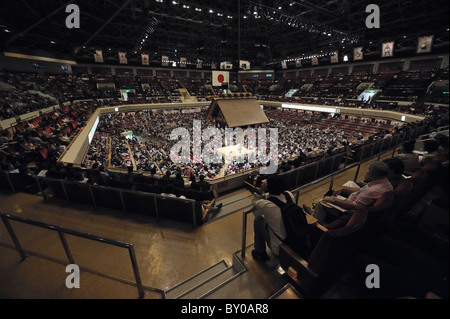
[7,163,19,174]
[394,140,419,174]
[159,170,174,186]
[161,185,186,199]
[0,130,12,144]
[126,165,134,175]
[434,133,449,162]
[64,163,76,180]
[149,167,159,179]
[304,161,393,226]
[172,172,185,188]
[98,165,111,184]
[140,167,158,185]
[201,199,223,222]
[188,172,197,183]
[251,174,294,261]
[419,139,440,166]
[326,157,405,198]
[191,174,210,192]
[45,161,66,179]
[91,162,100,171]
[125,165,141,183]
[383,157,406,189]
[17,165,39,191]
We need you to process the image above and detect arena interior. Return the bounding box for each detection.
[0,0,449,305]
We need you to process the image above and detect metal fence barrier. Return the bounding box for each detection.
[1,212,146,299]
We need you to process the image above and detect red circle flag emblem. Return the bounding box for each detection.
[212,71,229,86]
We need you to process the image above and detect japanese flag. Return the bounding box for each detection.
[212,71,229,86]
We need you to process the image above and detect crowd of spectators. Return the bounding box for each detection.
[0,89,57,120]
[1,67,448,188]
[1,66,448,124]
[80,108,406,181]
[1,100,106,178]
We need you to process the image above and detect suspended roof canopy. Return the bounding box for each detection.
[204,95,269,128]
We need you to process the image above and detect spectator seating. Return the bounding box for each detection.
[279,135,448,298]
[279,206,372,298]
[34,175,209,228]
[276,153,345,191]
[0,170,41,194]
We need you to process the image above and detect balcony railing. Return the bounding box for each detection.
[1,212,149,298]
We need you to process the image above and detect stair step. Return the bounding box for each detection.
[220,192,252,206]
[179,267,237,299]
[164,260,228,299]
[205,193,253,223]
[205,247,291,299]
[269,284,303,299]
[222,194,253,212]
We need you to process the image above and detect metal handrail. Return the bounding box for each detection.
[0,212,145,299]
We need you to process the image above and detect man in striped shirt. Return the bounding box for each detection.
[309,161,393,226]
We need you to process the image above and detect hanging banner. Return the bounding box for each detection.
[330,51,339,63]
[220,61,233,70]
[94,50,104,63]
[381,41,395,58]
[295,58,302,68]
[196,59,203,69]
[141,54,149,66]
[353,47,364,61]
[211,62,217,70]
[281,60,287,69]
[119,52,128,64]
[416,35,434,54]
[162,55,169,67]
[240,60,251,70]
[311,56,319,65]
[180,57,187,68]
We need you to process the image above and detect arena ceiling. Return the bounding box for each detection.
[0,0,448,69]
